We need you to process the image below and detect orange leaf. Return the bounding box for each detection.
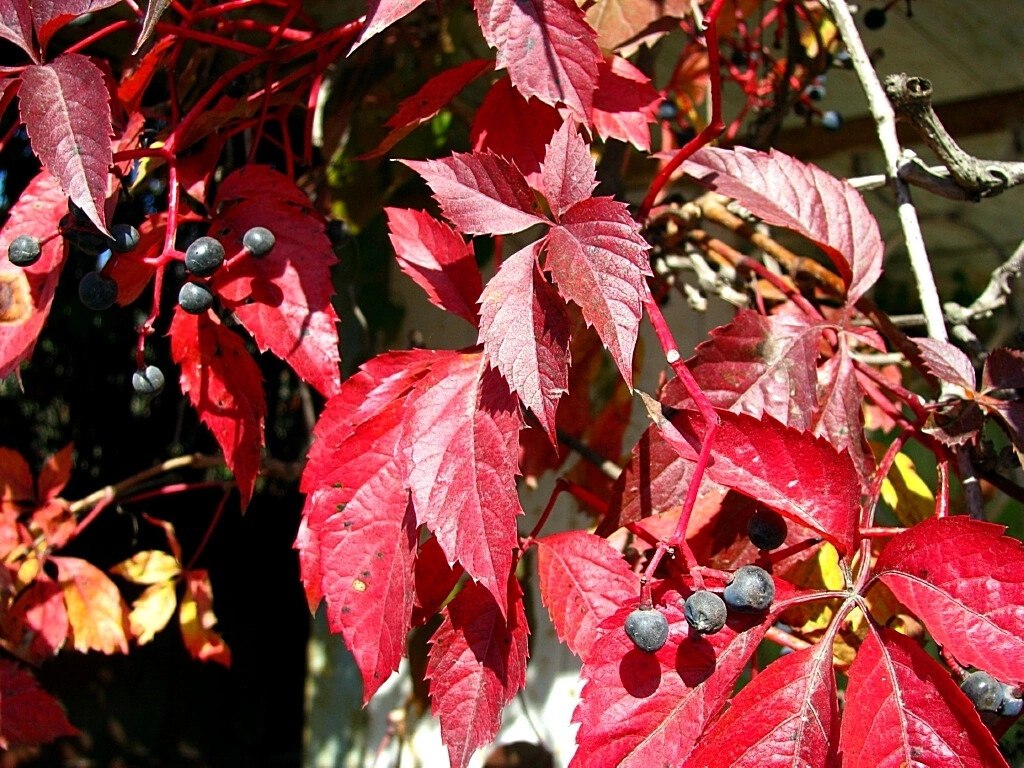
[110,550,181,585]
[179,570,230,666]
[52,556,129,654]
[0,448,33,507]
[36,444,73,501]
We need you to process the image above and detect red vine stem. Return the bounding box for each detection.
[186,484,234,569]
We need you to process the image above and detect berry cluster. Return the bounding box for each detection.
[624,509,788,651]
[960,670,1023,718]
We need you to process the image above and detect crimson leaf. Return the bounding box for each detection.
[353,0,431,50]
[572,590,769,767]
[814,340,873,481]
[840,626,1008,767]
[545,196,651,386]
[386,207,483,326]
[651,407,861,554]
[683,643,839,767]
[0,0,34,59]
[401,151,547,235]
[661,309,822,429]
[29,0,120,49]
[209,191,342,397]
[169,308,266,507]
[591,56,659,151]
[475,0,600,124]
[540,120,598,220]
[914,337,976,391]
[478,242,569,442]
[426,577,529,768]
[0,171,69,378]
[876,515,1024,684]
[366,59,493,159]
[981,347,1024,458]
[683,147,883,304]
[404,353,522,614]
[535,530,639,657]
[471,76,562,186]
[0,659,78,747]
[19,54,113,234]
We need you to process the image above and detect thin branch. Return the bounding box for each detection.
[821,0,948,346]
[885,74,1024,200]
[556,429,622,481]
[944,238,1024,327]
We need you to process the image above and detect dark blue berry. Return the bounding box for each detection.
[724,565,775,612]
[748,509,788,551]
[805,84,827,101]
[110,223,141,253]
[242,227,275,257]
[8,235,41,267]
[78,271,117,310]
[624,608,669,653]
[132,365,166,396]
[863,7,886,29]
[1000,684,1023,717]
[820,111,844,131]
[178,282,215,314]
[184,237,225,276]
[961,671,1002,713]
[656,100,679,121]
[684,591,727,634]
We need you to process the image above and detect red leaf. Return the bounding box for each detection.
[654,407,861,555]
[540,120,598,219]
[413,534,463,626]
[386,207,483,326]
[683,643,839,768]
[0,446,34,505]
[215,165,314,209]
[353,0,431,49]
[981,348,1024,456]
[300,349,443,494]
[914,337,976,390]
[814,340,873,480]
[302,484,417,701]
[475,0,600,123]
[0,171,70,379]
[0,659,78,747]
[662,309,822,428]
[37,443,73,501]
[106,216,162,306]
[132,0,172,53]
[426,577,529,768]
[471,76,563,186]
[365,59,493,159]
[401,151,547,235]
[571,590,770,767]
[29,0,119,49]
[584,0,691,53]
[479,242,569,441]
[840,627,1007,768]
[876,515,1024,684]
[535,530,639,657]
[591,56,659,151]
[2,573,68,663]
[546,197,652,386]
[19,55,113,234]
[169,308,266,507]
[179,570,231,666]
[52,555,129,654]
[0,0,35,59]
[405,353,523,614]
[683,147,883,304]
[209,195,342,397]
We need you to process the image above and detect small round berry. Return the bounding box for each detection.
[724,565,775,613]
[327,220,350,248]
[748,509,788,551]
[863,7,887,29]
[656,100,679,122]
[8,235,42,267]
[624,607,669,653]
[832,49,853,68]
[820,110,844,132]
[110,223,141,253]
[1000,684,1023,717]
[178,282,215,314]
[805,84,827,101]
[684,591,727,635]
[242,227,275,257]
[78,271,118,310]
[961,671,1002,713]
[184,237,226,277]
[132,365,166,396]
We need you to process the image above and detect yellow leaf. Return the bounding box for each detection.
[111,550,181,584]
[129,581,178,645]
[54,556,129,654]
[785,543,844,633]
[881,451,934,526]
[180,570,231,667]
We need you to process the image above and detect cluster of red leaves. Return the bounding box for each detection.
[1,0,1024,763]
